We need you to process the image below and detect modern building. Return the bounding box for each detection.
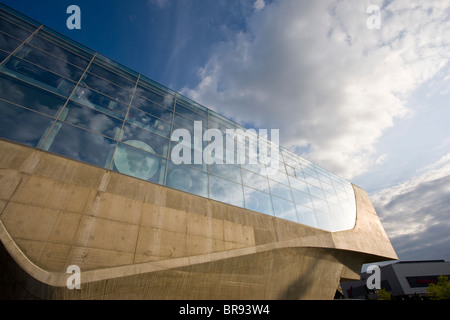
[0,4,397,300]
[340,260,450,299]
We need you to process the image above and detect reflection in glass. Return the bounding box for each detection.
[28,30,90,69]
[169,138,208,173]
[0,73,67,117]
[241,159,267,177]
[175,103,207,123]
[0,16,32,40]
[268,170,289,186]
[311,196,330,214]
[269,179,293,201]
[1,57,76,97]
[135,83,174,110]
[244,186,273,216]
[291,189,314,208]
[0,50,8,63]
[173,113,206,136]
[241,169,269,193]
[296,204,318,229]
[113,142,166,184]
[71,85,128,120]
[272,197,298,222]
[0,32,22,53]
[176,95,208,118]
[93,54,138,83]
[81,73,132,104]
[308,184,325,200]
[209,163,241,184]
[61,102,123,139]
[288,176,308,193]
[14,44,85,81]
[209,175,244,207]
[166,163,208,198]
[46,122,116,168]
[131,97,173,123]
[120,123,169,158]
[126,107,171,138]
[315,210,334,232]
[88,62,136,89]
[0,100,53,147]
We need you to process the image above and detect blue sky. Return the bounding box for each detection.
[3,0,450,263]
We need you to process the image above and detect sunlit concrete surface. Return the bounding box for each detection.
[0,140,397,299]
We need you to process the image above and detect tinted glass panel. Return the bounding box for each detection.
[135,84,174,110]
[46,122,116,168]
[243,186,273,216]
[209,163,241,184]
[296,204,318,228]
[0,73,66,117]
[268,170,289,185]
[166,163,208,198]
[81,73,132,104]
[175,103,207,123]
[0,50,8,63]
[126,107,171,138]
[61,102,123,139]
[28,33,90,68]
[94,54,138,83]
[173,113,206,136]
[0,32,21,52]
[14,44,84,81]
[2,57,76,96]
[291,189,314,208]
[131,97,173,123]
[209,175,244,207]
[272,197,298,222]
[0,100,53,147]
[241,169,269,193]
[37,29,93,63]
[120,123,170,158]
[0,16,32,40]
[176,96,208,118]
[269,179,293,201]
[288,176,309,193]
[169,135,209,172]
[71,85,128,120]
[88,61,136,90]
[112,142,166,185]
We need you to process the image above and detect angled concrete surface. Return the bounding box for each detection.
[0,139,397,299]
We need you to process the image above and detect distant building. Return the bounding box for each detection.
[341,260,450,299]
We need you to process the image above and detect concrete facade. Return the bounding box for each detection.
[0,139,397,300]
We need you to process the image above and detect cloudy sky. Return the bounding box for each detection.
[4,0,449,263]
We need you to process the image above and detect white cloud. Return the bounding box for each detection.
[253,0,265,11]
[371,153,450,260]
[148,0,168,9]
[180,0,450,180]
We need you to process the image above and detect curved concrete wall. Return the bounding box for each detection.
[0,139,397,299]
